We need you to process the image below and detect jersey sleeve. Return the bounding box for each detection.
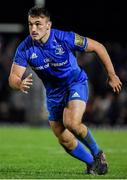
[63,31,88,52]
[13,41,28,67]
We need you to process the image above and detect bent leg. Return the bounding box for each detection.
[49,120,76,150]
[63,100,100,156]
[49,120,94,165]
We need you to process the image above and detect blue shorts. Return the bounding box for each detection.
[47,80,89,121]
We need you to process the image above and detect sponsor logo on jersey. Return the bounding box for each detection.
[50,60,68,67]
[33,63,50,70]
[71,92,80,98]
[33,59,68,70]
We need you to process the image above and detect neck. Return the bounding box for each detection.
[39,29,51,44]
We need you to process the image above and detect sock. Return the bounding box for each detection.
[66,140,94,165]
[82,129,100,156]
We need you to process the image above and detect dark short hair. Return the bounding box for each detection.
[28,6,50,20]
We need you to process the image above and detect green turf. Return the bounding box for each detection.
[0,126,127,179]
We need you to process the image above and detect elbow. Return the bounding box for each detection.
[8,74,15,89]
[8,74,21,90]
[86,38,106,52]
[98,42,107,51]
[94,42,107,54]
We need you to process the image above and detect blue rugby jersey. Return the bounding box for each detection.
[13,29,88,97]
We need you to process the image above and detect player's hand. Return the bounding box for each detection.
[20,73,33,94]
[107,74,122,94]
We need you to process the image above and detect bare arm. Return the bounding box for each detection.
[85,38,122,93]
[9,63,33,94]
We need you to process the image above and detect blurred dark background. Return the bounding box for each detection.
[0,0,127,126]
[1,0,127,42]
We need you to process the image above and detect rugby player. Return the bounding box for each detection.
[9,6,122,175]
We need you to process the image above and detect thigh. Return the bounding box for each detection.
[63,99,86,125]
[47,96,65,121]
[63,81,88,124]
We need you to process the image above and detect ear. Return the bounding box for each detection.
[47,21,52,29]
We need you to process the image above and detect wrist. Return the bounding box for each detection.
[108,72,116,78]
[13,78,22,90]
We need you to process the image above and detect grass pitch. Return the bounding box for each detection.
[0,126,127,179]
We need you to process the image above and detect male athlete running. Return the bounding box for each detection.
[9,5,122,175]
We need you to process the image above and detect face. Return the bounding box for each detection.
[28,15,51,42]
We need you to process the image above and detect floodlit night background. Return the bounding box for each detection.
[0,0,127,126]
[0,1,127,179]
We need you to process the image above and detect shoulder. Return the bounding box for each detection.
[52,28,74,41]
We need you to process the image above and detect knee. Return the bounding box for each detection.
[58,130,76,150]
[64,114,78,129]
[64,118,80,133]
[65,122,77,132]
[64,120,87,137]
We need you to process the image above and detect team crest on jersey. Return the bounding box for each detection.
[55,45,65,55]
[44,58,52,63]
[74,33,84,47]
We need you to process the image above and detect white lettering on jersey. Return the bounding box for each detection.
[32,60,68,70]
